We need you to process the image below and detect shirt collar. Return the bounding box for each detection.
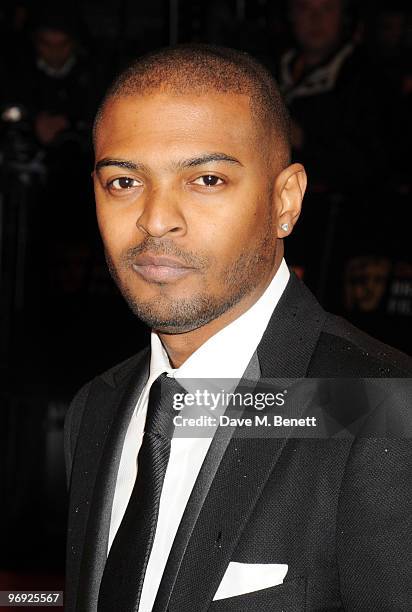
[36,54,77,78]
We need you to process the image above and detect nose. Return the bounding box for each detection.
[136,187,187,238]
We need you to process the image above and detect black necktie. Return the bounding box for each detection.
[98,373,183,611]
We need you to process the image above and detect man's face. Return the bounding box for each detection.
[290,0,344,54]
[94,93,282,334]
[345,257,390,312]
[35,29,74,69]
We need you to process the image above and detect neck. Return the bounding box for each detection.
[157,247,284,368]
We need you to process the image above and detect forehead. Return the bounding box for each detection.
[291,0,342,10]
[95,92,259,158]
[37,29,72,43]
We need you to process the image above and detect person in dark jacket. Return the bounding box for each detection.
[276,0,385,194]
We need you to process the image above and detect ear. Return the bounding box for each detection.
[273,163,307,238]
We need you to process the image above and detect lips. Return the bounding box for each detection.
[132,254,194,282]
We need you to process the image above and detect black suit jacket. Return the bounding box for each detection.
[64,273,412,611]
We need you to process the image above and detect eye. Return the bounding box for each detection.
[108,177,141,190]
[192,175,224,187]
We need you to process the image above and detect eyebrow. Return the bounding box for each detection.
[95,152,242,174]
[95,158,149,173]
[174,152,242,169]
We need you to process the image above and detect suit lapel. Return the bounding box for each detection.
[257,272,327,378]
[71,350,149,611]
[162,274,327,612]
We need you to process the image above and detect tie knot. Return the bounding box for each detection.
[144,373,184,439]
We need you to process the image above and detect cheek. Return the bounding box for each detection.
[325,10,342,36]
[96,202,140,257]
[195,200,270,264]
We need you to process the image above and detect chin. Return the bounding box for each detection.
[135,310,216,335]
[125,293,236,335]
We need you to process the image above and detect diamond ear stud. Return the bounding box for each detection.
[280,223,289,232]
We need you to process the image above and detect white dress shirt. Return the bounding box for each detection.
[107,259,290,611]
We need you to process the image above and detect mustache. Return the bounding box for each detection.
[120,237,209,269]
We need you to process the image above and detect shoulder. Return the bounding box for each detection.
[66,346,149,419]
[63,347,149,484]
[309,313,412,377]
[93,348,150,388]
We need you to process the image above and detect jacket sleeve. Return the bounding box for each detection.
[337,436,412,610]
[64,381,92,490]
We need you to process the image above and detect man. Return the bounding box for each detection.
[64,45,412,611]
[7,12,99,148]
[276,0,384,193]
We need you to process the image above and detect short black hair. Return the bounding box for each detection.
[94,44,291,164]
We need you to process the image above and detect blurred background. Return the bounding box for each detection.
[0,0,411,596]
